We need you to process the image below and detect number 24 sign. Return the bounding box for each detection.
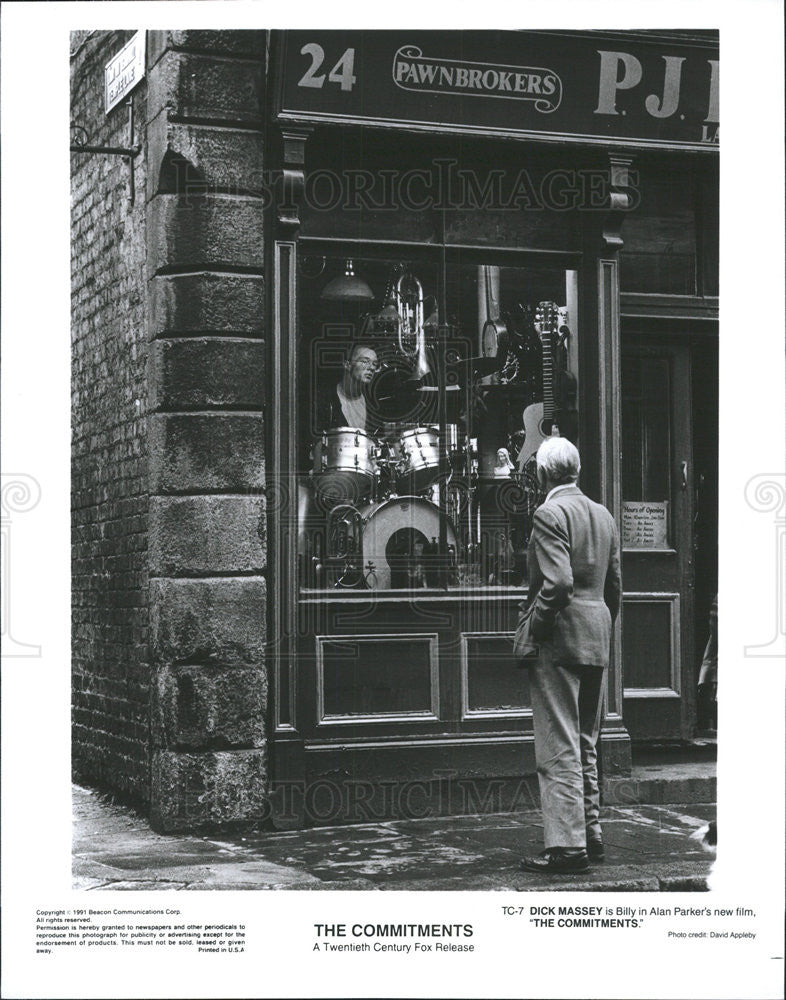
[298,44,357,92]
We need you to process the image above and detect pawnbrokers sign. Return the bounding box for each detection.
[392,46,563,112]
[275,30,718,151]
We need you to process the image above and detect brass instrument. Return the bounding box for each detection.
[394,270,432,381]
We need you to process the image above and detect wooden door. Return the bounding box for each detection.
[620,338,696,740]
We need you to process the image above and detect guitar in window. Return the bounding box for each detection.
[516,301,561,471]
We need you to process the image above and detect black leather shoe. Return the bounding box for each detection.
[519,848,589,874]
[587,836,605,862]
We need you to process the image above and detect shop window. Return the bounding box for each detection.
[296,252,579,593]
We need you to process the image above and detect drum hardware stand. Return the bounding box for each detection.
[310,533,324,587]
[435,322,452,590]
[466,441,480,586]
[460,382,480,589]
[325,504,364,589]
[333,558,360,589]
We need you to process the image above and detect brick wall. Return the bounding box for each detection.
[71,30,151,801]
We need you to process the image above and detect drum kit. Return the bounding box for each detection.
[311,424,465,499]
[309,424,461,589]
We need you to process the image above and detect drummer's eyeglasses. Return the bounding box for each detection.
[354,358,381,370]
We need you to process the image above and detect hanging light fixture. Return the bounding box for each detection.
[375,297,400,330]
[320,259,375,302]
[369,265,403,332]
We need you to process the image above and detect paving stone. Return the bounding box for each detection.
[72,784,714,893]
[379,812,532,834]
[72,856,131,890]
[160,860,323,888]
[77,846,240,871]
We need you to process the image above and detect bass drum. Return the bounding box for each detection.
[359,496,457,590]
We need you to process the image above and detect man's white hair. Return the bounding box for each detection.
[535,436,581,483]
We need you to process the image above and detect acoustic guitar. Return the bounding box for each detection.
[516,301,561,471]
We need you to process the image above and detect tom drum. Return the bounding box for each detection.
[311,427,378,502]
[392,426,441,494]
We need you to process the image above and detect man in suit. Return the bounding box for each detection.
[519,436,621,874]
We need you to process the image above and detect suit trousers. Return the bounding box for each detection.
[529,643,606,849]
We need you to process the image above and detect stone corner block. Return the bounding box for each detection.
[148,30,266,68]
[147,195,265,276]
[150,749,268,831]
[152,664,267,750]
[148,272,264,338]
[148,412,264,493]
[147,49,263,127]
[150,495,266,576]
[146,115,264,202]
[150,576,266,668]
[171,30,266,58]
[149,338,265,412]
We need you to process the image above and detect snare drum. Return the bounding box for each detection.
[392,426,441,494]
[311,427,378,502]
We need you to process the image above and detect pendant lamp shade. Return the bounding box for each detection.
[320,259,375,301]
[375,297,401,331]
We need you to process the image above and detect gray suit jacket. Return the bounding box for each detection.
[522,485,621,668]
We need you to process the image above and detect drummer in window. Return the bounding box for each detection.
[315,343,382,435]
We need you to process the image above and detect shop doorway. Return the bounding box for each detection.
[620,332,718,741]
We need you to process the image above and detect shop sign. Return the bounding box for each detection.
[105,31,146,113]
[622,501,669,548]
[275,30,718,151]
